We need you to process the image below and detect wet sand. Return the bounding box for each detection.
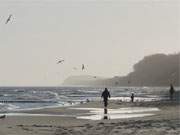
[0,100,179,135]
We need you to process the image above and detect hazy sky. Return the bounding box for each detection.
[0,0,179,86]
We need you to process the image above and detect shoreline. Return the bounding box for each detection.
[0,100,179,135]
[1,99,179,116]
[0,95,172,114]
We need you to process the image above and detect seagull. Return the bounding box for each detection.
[5,14,12,24]
[82,64,85,70]
[57,60,64,64]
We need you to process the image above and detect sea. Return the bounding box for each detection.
[0,86,179,113]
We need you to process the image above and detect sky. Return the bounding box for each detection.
[0,0,179,86]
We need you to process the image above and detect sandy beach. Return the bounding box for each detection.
[0,99,179,135]
[0,0,179,134]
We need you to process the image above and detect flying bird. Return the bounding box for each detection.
[82,64,85,70]
[57,60,64,64]
[5,14,12,24]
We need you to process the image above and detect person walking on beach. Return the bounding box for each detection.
[169,84,175,100]
[131,92,134,102]
[101,88,111,119]
[101,88,111,107]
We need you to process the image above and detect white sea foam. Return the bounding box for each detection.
[7,104,20,110]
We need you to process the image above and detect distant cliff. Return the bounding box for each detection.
[62,53,180,86]
[111,53,179,86]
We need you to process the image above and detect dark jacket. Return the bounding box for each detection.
[101,89,111,101]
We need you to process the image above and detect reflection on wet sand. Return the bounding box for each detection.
[71,107,159,120]
[103,108,108,119]
[2,107,159,121]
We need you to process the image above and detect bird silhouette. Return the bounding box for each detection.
[82,64,85,70]
[5,14,12,24]
[57,60,64,64]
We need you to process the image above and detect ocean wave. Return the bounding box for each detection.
[0,86,173,113]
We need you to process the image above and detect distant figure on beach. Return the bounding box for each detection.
[86,99,90,103]
[101,88,111,119]
[101,88,111,107]
[169,84,175,100]
[131,93,134,102]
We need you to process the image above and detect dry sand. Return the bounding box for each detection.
[0,100,179,135]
